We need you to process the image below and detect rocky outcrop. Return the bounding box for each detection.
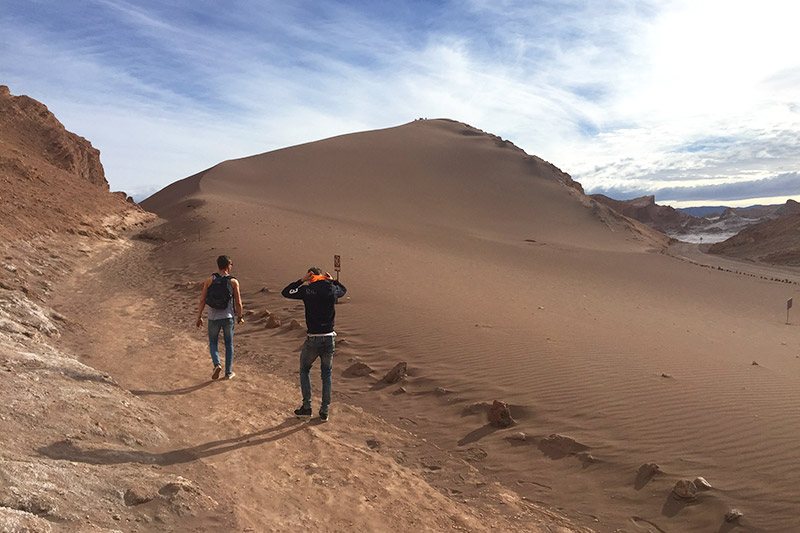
[590,195,691,232]
[382,362,408,384]
[0,86,106,188]
[488,400,515,428]
[709,212,800,266]
[0,86,143,242]
[775,199,800,216]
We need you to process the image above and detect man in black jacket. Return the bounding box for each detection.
[281,267,347,422]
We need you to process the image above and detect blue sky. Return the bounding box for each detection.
[2,0,799,206]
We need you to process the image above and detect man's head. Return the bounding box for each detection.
[307,267,322,275]
[217,255,232,271]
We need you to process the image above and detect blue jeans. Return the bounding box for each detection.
[208,318,235,375]
[299,336,334,414]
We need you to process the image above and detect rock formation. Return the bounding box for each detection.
[488,400,515,428]
[672,479,698,501]
[0,85,136,242]
[709,212,800,266]
[0,85,106,187]
[591,193,797,244]
[382,362,408,384]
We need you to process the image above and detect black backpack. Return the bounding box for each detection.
[206,273,234,309]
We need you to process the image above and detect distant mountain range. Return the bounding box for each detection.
[590,194,800,260]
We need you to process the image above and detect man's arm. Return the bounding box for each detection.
[196,276,212,329]
[231,278,244,320]
[281,280,305,299]
[282,271,313,299]
[333,280,347,299]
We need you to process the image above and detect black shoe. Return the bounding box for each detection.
[319,411,329,422]
[294,406,312,417]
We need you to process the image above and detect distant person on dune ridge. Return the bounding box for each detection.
[281,267,347,422]
[196,255,243,380]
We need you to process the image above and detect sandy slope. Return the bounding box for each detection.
[2,85,588,532]
[46,231,588,533]
[142,120,800,532]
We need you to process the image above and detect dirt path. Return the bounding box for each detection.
[49,233,589,532]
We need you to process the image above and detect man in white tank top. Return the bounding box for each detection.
[196,255,243,380]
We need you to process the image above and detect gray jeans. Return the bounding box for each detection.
[299,336,334,413]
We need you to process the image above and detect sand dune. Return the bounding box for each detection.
[2,90,592,532]
[142,119,800,532]
[146,119,665,252]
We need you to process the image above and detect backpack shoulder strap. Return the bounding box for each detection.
[224,275,234,296]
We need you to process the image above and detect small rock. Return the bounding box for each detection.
[393,387,407,395]
[725,508,743,522]
[366,439,381,450]
[577,451,597,464]
[433,387,452,395]
[693,476,712,491]
[288,319,302,330]
[637,463,660,484]
[455,447,488,462]
[539,433,587,457]
[672,479,697,500]
[259,287,270,292]
[506,432,527,441]
[382,362,408,384]
[343,362,374,377]
[265,315,281,328]
[752,361,759,366]
[661,373,672,378]
[488,400,515,428]
[257,309,272,318]
[640,462,660,474]
[124,487,154,506]
[462,402,491,416]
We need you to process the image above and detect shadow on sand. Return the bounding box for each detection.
[661,493,700,518]
[38,418,307,466]
[458,424,501,446]
[130,380,215,396]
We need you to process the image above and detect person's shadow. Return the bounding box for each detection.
[130,380,214,396]
[38,418,307,466]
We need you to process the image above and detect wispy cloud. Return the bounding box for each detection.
[1,0,799,205]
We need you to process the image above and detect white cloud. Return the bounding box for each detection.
[2,0,799,205]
